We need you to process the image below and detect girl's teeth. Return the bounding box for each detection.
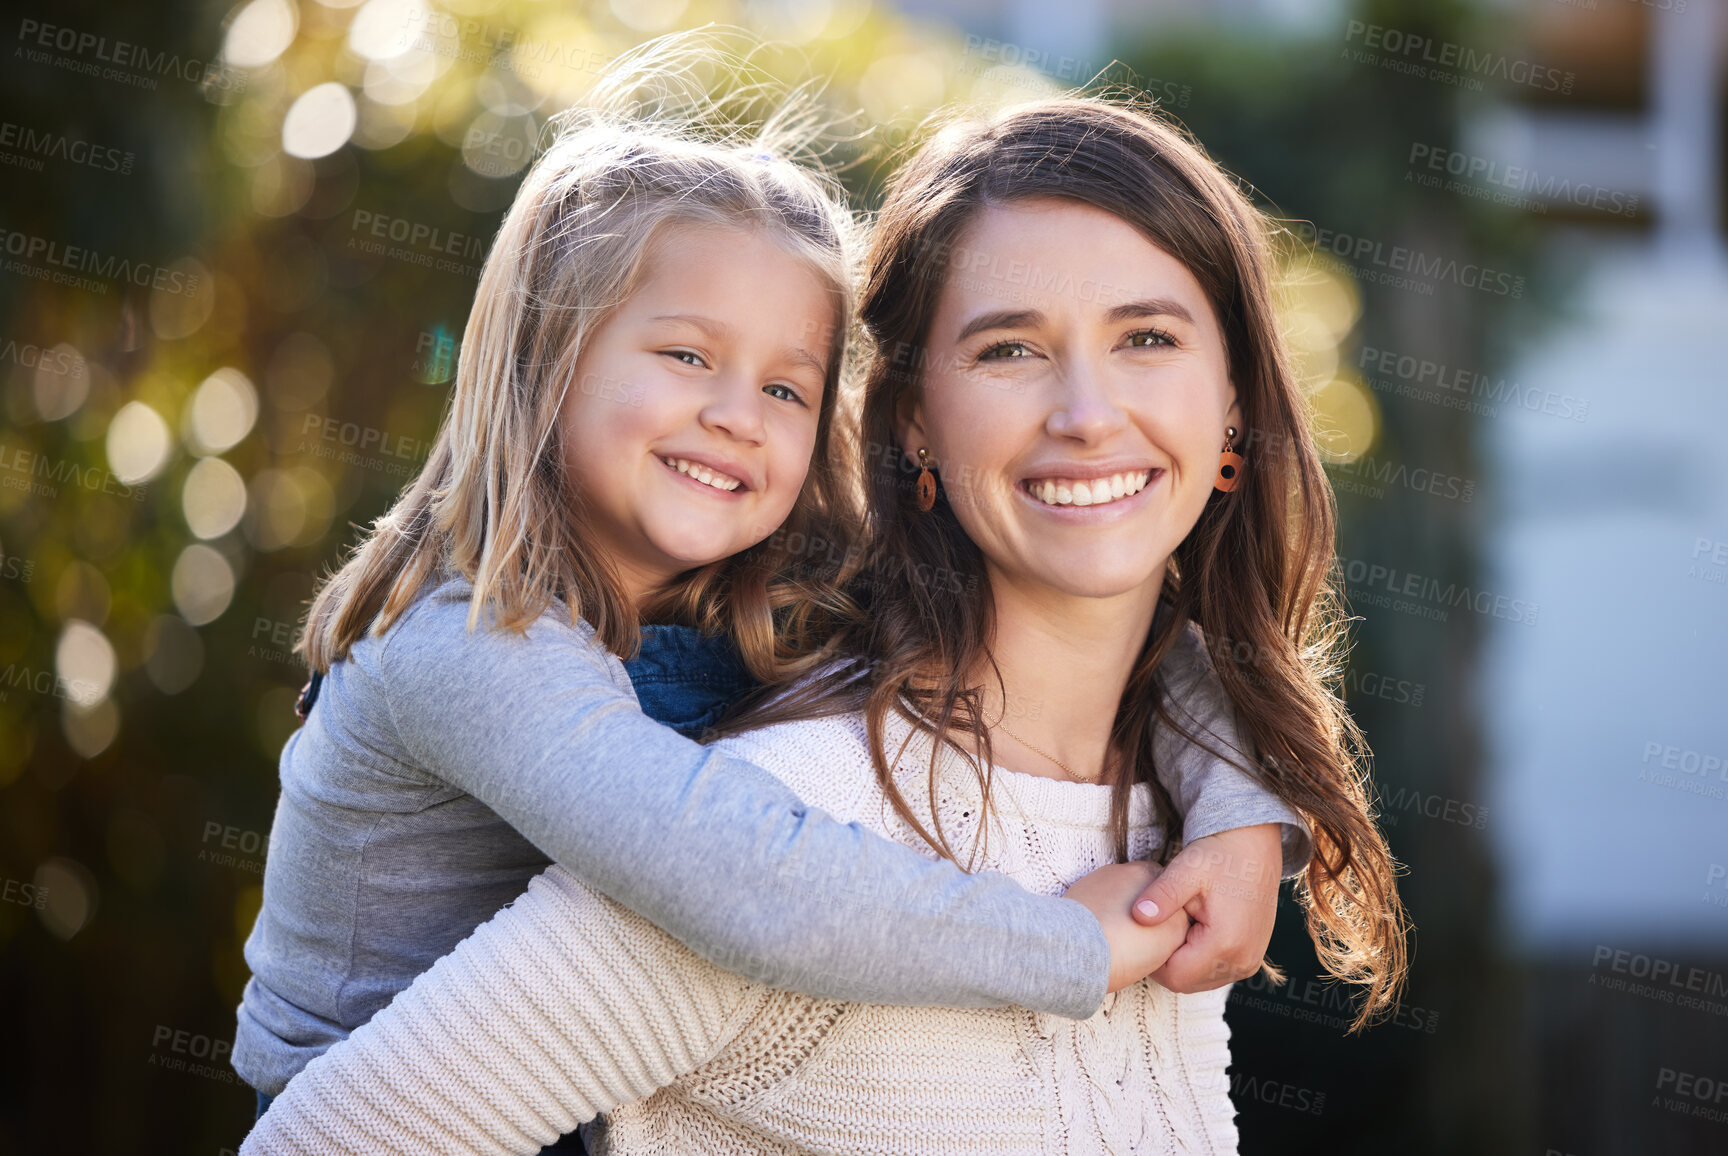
[1025,470,1151,507]
[663,457,741,491]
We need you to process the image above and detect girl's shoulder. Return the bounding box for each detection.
[355,572,632,700]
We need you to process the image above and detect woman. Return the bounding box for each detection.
[243,94,1405,1155]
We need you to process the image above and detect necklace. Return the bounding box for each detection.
[994,720,1100,784]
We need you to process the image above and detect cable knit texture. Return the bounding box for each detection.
[245,707,1239,1155]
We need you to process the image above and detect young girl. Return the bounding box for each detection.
[239,94,1404,1154]
[234,42,1308,1146]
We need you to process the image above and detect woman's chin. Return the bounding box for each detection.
[1011,565,1165,603]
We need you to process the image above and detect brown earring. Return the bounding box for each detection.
[915,447,937,511]
[1215,426,1244,493]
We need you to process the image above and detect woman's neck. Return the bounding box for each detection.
[968,564,1164,786]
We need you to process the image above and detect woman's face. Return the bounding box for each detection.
[898,196,1239,605]
[560,223,833,602]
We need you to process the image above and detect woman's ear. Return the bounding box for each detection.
[893,387,928,462]
[1224,386,1243,447]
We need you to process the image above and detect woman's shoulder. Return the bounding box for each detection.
[710,711,883,821]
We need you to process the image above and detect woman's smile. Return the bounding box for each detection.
[1018,466,1163,511]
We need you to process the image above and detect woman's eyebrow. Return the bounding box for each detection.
[1103,297,1195,325]
[954,309,1044,343]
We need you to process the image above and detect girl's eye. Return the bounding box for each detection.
[763,383,804,405]
[663,349,707,368]
[977,340,1031,361]
[1125,329,1176,349]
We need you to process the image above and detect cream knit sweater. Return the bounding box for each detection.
[244,707,1240,1155]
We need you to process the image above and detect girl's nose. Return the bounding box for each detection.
[699,372,768,446]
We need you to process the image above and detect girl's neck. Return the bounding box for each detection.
[969,564,1165,785]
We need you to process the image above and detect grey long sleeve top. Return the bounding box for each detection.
[233,575,1308,1096]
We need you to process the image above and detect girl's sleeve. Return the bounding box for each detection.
[1155,622,1315,878]
[240,867,755,1155]
[373,589,1110,1020]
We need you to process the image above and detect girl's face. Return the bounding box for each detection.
[898,197,1239,605]
[560,224,834,602]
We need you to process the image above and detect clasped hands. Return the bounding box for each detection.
[1062,822,1283,997]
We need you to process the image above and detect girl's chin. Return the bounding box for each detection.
[647,534,743,572]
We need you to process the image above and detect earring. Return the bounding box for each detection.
[1215,427,1244,493]
[915,447,937,511]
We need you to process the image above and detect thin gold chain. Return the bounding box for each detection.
[994,719,1100,784]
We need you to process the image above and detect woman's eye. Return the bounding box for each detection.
[977,341,1030,361]
[763,383,804,404]
[1125,329,1176,348]
[663,349,707,368]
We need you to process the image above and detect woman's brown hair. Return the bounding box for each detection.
[721,94,1408,1030]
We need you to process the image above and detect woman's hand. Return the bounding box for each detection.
[1128,823,1283,992]
[1062,861,1193,994]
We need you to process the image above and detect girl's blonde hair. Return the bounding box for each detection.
[301,31,863,677]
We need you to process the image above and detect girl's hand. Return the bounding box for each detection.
[1062,861,1194,994]
[1128,823,1283,993]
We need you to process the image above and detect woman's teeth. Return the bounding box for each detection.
[662,456,742,492]
[1024,470,1152,507]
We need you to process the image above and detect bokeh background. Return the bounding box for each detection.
[2,0,1725,1152]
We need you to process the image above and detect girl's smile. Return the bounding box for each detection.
[657,454,752,494]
